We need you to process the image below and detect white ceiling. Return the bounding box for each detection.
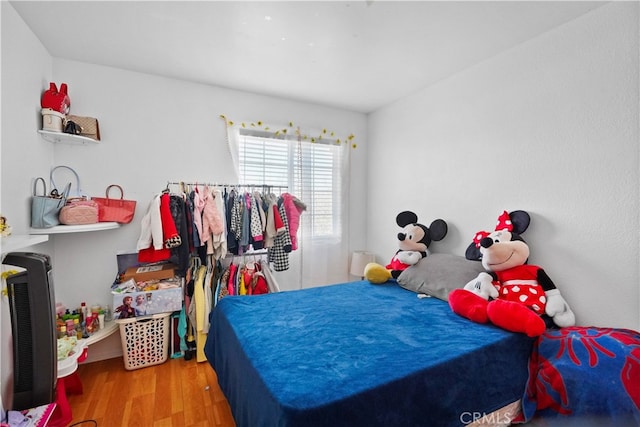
[10,1,605,113]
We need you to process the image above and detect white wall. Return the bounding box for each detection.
[367,2,639,331]
[0,0,368,408]
[46,58,366,303]
[0,2,55,415]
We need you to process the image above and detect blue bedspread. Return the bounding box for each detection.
[518,326,640,426]
[205,281,534,427]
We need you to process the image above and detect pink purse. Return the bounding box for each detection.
[59,197,99,225]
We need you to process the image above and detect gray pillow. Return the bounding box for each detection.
[397,253,486,301]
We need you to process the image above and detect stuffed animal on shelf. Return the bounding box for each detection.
[365,210,448,284]
[448,210,575,337]
[41,82,70,114]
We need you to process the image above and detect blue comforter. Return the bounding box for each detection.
[205,281,534,427]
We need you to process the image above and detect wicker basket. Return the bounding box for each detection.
[116,312,171,370]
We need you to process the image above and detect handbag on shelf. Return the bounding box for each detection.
[63,119,82,135]
[66,115,100,141]
[92,184,137,224]
[31,177,70,228]
[59,197,99,225]
[50,165,88,199]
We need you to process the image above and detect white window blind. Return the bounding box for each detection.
[238,130,342,239]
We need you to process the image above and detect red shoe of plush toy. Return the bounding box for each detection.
[41,82,70,114]
[486,299,546,337]
[449,289,489,324]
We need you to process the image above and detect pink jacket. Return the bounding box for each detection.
[281,193,306,251]
[200,186,224,243]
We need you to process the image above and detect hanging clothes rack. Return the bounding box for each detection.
[222,249,269,267]
[165,181,288,193]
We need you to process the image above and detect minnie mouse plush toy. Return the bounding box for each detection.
[449,210,575,337]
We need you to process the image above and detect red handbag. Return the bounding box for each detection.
[92,185,137,224]
[41,82,70,115]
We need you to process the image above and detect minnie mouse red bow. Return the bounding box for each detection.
[473,210,513,247]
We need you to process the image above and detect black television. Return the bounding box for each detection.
[3,252,57,411]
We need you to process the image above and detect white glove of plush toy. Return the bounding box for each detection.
[396,250,423,266]
[545,289,575,327]
[463,272,499,300]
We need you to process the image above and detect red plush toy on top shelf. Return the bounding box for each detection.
[448,210,575,337]
[41,82,70,114]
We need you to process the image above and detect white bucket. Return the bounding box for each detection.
[41,108,65,132]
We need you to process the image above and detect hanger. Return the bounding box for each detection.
[191,256,202,270]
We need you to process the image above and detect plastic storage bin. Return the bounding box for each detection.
[116,312,171,370]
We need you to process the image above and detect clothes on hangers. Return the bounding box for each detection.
[281,193,306,251]
[269,200,293,271]
[208,188,227,260]
[214,253,278,305]
[260,259,281,293]
[137,192,183,264]
[192,264,207,362]
[201,185,224,245]
[137,182,306,276]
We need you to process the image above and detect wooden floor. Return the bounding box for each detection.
[67,356,236,426]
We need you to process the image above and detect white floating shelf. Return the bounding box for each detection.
[30,222,120,235]
[38,130,99,145]
[83,320,119,346]
[1,234,49,255]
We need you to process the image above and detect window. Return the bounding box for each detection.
[238,129,343,239]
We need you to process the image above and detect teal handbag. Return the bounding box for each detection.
[31,177,70,228]
[50,165,87,199]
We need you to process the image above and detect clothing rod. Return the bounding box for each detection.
[166,181,288,189]
[226,249,269,257]
[191,249,269,259]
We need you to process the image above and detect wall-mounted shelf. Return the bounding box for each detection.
[30,222,120,235]
[57,320,119,375]
[38,130,98,145]
[1,234,49,255]
[83,320,119,346]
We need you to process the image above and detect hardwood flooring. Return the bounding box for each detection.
[67,357,236,426]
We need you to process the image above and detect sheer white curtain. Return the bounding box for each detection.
[226,122,351,290]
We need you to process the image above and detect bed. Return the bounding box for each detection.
[204,279,534,427]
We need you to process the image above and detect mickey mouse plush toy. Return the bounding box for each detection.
[449,210,575,337]
[365,211,448,284]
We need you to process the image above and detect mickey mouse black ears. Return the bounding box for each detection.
[396,210,418,227]
[429,219,448,242]
[395,210,448,242]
